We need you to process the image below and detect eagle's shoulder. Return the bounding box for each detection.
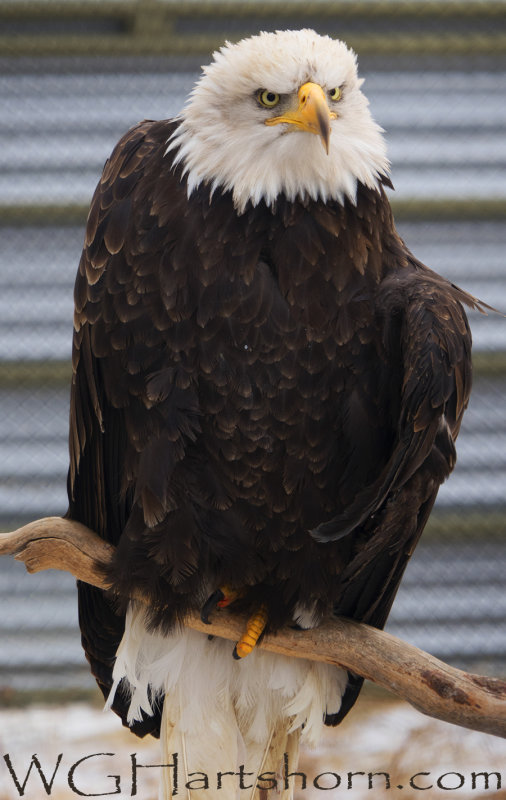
[77,118,180,289]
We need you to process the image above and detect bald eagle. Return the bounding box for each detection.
[68,29,484,798]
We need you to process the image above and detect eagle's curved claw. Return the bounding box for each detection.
[201,588,226,624]
[201,585,242,624]
[233,604,268,659]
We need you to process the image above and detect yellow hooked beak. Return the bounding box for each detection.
[265,82,337,154]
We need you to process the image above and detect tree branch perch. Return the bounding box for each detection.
[1,516,506,739]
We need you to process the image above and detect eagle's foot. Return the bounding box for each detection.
[201,585,243,624]
[233,604,268,659]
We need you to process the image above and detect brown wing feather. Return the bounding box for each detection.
[320,257,479,723]
[312,263,475,544]
[68,120,183,737]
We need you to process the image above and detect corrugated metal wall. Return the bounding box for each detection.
[1,1,505,694]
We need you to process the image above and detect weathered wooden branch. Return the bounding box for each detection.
[2,516,506,739]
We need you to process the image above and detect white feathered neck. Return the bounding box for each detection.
[168,29,390,214]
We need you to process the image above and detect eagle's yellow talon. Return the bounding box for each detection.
[233,604,268,659]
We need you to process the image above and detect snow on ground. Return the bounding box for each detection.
[0,691,505,799]
[302,693,506,799]
[0,701,161,799]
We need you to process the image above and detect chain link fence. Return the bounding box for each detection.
[0,1,505,696]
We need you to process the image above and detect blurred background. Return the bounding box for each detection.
[0,2,505,795]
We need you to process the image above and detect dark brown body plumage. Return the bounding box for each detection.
[68,119,481,736]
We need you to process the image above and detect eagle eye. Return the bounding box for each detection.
[258,89,280,108]
[329,87,342,101]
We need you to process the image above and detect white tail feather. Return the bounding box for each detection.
[110,602,347,799]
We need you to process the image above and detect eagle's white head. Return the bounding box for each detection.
[168,29,389,214]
